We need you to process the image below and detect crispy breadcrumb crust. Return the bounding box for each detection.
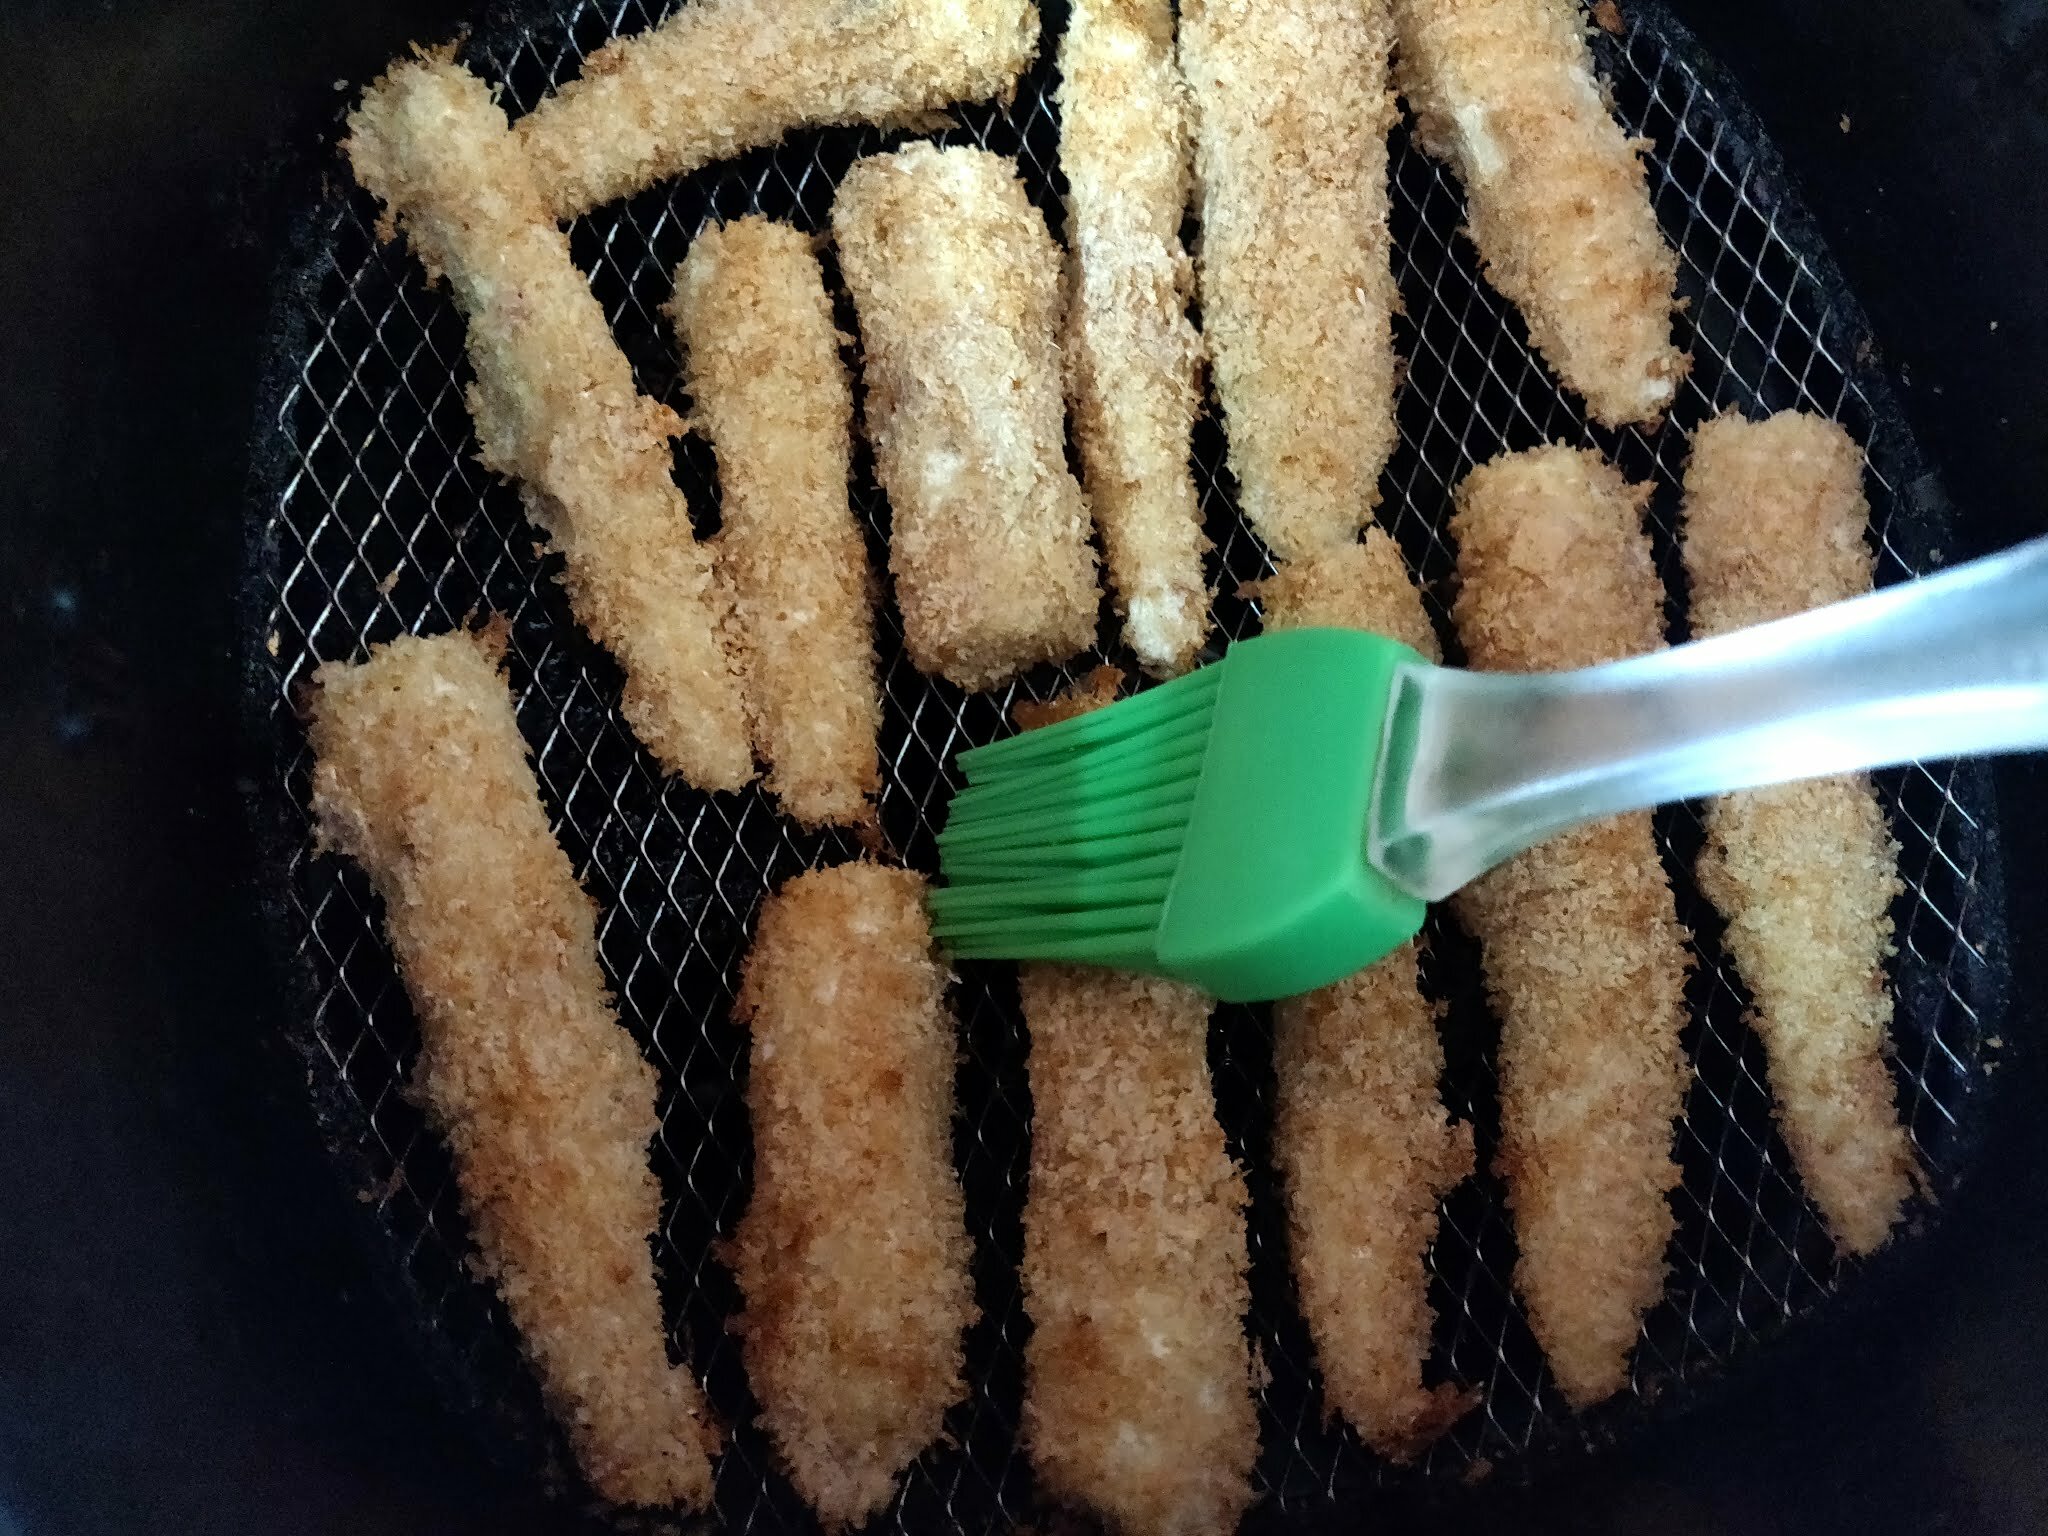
[832,144,1101,688]
[516,0,1041,220]
[1017,967,1259,1536]
[728,864,975,1528]
[345,58,753,790]
[1257,532,1475,1458]
[1449,446,1663,670]
[1392,0,1685,427]
[1182,0,1401,561]
[306,631,717,1508]
[1271,958,1476,1458]
[1010,672,1254,1534]
[1682,411,1913,1257]
[1683,412,1880,633]
[1252,529,1441,661]
[1059,0,1212,676]
[1448,446,1692,1409]
[671,219,882,828]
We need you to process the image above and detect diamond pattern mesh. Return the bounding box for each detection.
[253,0,2004,1526]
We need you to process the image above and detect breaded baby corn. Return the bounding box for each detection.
[1681,411,1913,1258]
[516,0,1040,221]
[1181,0,1401,562]
[1255,533,1476,1459]
[345,57,752,791]
[1059,0,1212,676]
[1448,446,1692,1409]
[832,145,1100,688]
[1253,530,1435,648]
[1392,0,1685,427]
[1012,669,1254,1535]
[306,630,717,1508]
[672,219,881,828]
[1018,966,1259,1536]
[728,864,975,1528]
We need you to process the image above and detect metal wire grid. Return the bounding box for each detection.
[254,0,2002,1526]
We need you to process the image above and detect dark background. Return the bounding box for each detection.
[2,1,2045,1532]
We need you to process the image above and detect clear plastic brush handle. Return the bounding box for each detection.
[1370,532,2048,904]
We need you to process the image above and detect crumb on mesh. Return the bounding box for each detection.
[1393,0,1686,426]
[671,217,882,828]
[1257,530,1475,1457]
[1448,445,1692,1408]
[1682,411,1914,1257]
[1059,0,1213,676]
[831,144,1101,689]
[1012,665,1126,731]
[729,862,976,1528]
[1181,0,1401,561]
[344,56,753,790]
[515,0,1041,220]
[306,630,719,1508]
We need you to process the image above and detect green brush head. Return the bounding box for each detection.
[930,628,1428,1002]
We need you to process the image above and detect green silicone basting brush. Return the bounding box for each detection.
[929,535,2048,1002]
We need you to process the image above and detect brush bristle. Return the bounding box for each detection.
[928,667,1221,961]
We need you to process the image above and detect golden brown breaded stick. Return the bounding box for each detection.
[1012,669,1254,1533]
[1448,446,1692,1409]
[728,864,975,1528]
[1392,0,1685,427]
[1683,412,1881,630]
[345,58,752,791]
[1255,533,1476,1458]
[1058,0,1211,676]
[671,219,881,828]
[1253,530,1437,654]
[832,144,1100,688]
[516,0,1040,220]
[1681,411,1912,1257]
[1271,968,1475,1456]
[1018,966,1259,1536]
[1181,0,1400,562]
[306,630,717,1508]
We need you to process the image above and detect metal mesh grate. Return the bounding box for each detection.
[253,0,2005,1526]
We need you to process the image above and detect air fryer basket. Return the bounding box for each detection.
[248,0,2008,1527]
